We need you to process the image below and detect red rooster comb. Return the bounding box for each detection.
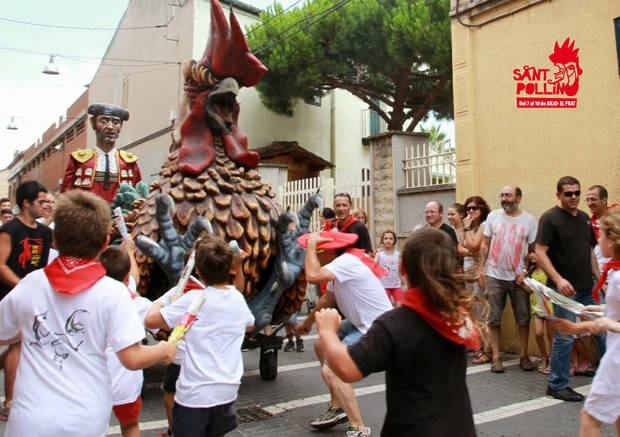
[200,0,268,87]
[549,38,581,67]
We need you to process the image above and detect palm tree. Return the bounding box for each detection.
[419,125,452,153]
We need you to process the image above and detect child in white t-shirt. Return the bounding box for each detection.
[99,241,153,437]
[375,230,402,306]
[0,190,176,437]
[146,237,254,437]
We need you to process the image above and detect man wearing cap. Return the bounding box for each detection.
[61,103,141,203]
[296,231,392,437]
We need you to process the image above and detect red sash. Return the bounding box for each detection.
[592,259,620,303]
[343,248,387,277]
[44,256,107,295]
[402,287,480,350]
[325,215,358,232]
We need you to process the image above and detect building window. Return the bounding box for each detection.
[304,95,321,107]
[75,119,85,135]
[65,128,74,143]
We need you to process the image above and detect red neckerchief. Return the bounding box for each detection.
[343,248,387,277]
[402,287,480,350]
[127,286,137,300]
[591,204,618,240]
[592,259,620,303]
[325,215,358,232]
[184,276,204,293]
[44,256,107,295]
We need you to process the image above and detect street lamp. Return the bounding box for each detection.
[6,116,17,130]
[43,55,59,75]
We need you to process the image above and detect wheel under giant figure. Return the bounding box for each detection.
[129,0,320,380]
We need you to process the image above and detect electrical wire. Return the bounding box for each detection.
[0,16,167,31]
[0,46,178,66]
[252,0,353,55]
[244,0,304,37]
[251,0,347,52]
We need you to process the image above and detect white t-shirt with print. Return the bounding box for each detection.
[160,286,254,408]
[0,270,145,437]
[106,295,152,405]
[483,209,537,281]
[377,250,401,289]
[324,253,393,333]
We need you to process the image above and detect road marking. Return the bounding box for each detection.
[474,385,591,425]
[107,419,168,435]
[110,358,561,435]
[260,359,521,415]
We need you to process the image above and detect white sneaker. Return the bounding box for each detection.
[346,426,371,437]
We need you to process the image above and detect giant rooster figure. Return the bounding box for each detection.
[130,0,319,334]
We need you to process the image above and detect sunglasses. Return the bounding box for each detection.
[562,190,581,198]
[466,206,480,211]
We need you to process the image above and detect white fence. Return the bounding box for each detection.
[403,143,456,188]
[277,169,371,232]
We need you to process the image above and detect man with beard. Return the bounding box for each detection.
[61,103,141,203]
[477,185,537,373]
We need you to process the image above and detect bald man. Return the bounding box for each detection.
[476,185,537,373]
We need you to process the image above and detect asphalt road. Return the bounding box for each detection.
[0,318,616,437]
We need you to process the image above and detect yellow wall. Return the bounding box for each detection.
[451,0,620,356]
[451,0,619,215]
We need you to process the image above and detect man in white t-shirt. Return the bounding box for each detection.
[477,185,537,373]
[0,190,176,437]
[145,237,255,437]
[297,231,392,437]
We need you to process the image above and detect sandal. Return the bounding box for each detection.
[0,407,9,422]
[491,359,505,373]
[472,351,492,364]
[574,362,595,377]
[538,358,550,375]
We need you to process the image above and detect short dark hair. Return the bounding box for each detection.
[99,246,131,282]
[16,181,47,208]
[334,193,352,205]
[0,209,12,216]
[54,191,111,259]
[435,201,444,214]
[195,237,233,286]
[588,185,608,200]
[557,176,580,193]
[0,198,10,204]
[321,207,336,220]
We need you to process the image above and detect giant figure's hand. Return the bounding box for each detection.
[136,193,212,283]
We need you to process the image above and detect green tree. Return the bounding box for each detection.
[419,124,451,153]
[247,0,452,132]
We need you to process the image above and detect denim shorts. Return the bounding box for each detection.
[337,319,363,346]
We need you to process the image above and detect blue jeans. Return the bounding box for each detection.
[548,287,606,390]
[337,319,363,346]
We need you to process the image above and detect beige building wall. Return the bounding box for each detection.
[451,0,620,216]
[451,0,620,356]
[88,0,370,185]
[0,169,9,198]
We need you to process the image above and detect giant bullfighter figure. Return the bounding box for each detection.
[61,103,141,203]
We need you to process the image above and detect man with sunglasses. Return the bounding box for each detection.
[61,103,141,203]
[477,185,537,373]
[535,176,602,402]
